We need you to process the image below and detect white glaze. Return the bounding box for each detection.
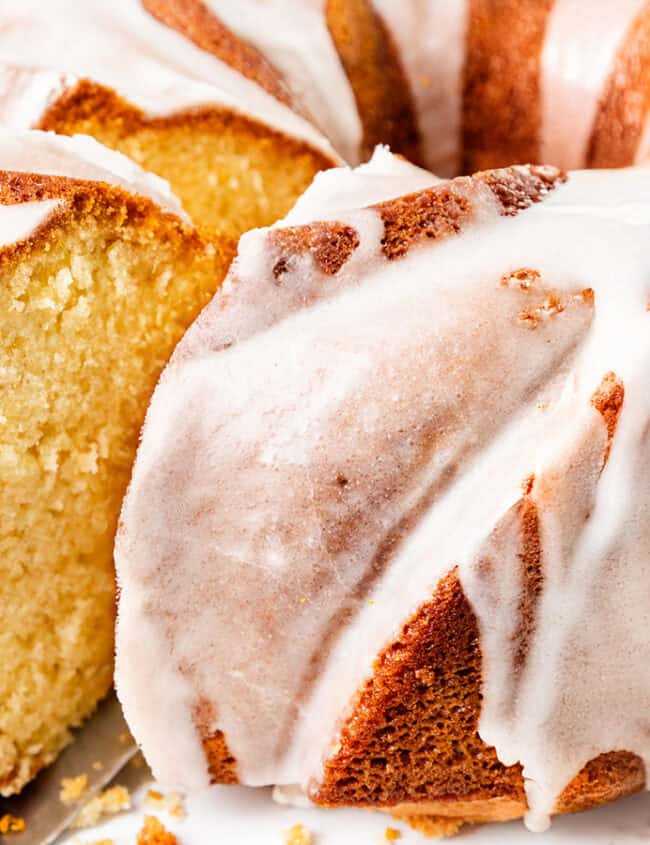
[0,128,187,219]
[0,128,188,249]
[0,1,337,162]
[282,145,438,225]
[116,154,650,830]
[540,0,648,169]
[201,0,361,163]
[0,66,76,133]
[0,201,64,249]
[372,0,469,176]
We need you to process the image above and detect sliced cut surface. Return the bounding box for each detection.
[0,130,233,796]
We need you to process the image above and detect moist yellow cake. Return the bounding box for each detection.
[0,129,233,796]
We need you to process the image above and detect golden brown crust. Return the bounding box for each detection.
[203,731,239,786]
[325,0,421,163]
[146,0,422,164]
[271,223,360,278]
[265,166,565,278]
[510,497,542,673]
[591,372,625,464]
[312,570,644,816]
[38,79,334,175]
[462,0,554,172]
[376,188,474,260]
[141,0,296,110]
[378,165,565,260]
[587,3,650,167]
[474,166,566,215]
[0,169,222,271]
[313,570,525,808]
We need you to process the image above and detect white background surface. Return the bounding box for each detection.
[62,782,650,844]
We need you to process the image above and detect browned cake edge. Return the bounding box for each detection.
[0,171,226,266]
[266,164,566,277]
[462,0,555,172]
[312,373,642,818]
[325,0,421,164]
[587,2,650,167]
[141,0,296,110]
[38,80,336,174]
[203,568,643,823]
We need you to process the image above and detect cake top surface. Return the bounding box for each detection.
[115,149,650,831]
[0,0,337,160]
[0,128,188,247]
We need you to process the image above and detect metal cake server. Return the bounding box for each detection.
[0,693,138,845]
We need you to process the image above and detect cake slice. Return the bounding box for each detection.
[116,150,650,832]
[0,0,341,238]
[0,129,233,796]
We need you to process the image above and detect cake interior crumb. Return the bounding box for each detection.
[60,773,89,804]
[144,788,186,819]
[384,826,402,841]
[0,814,25,834]
[72,784,131,829]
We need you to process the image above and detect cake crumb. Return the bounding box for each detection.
[166,792,186,820]
[384,827,401,841]
[137,815,178,845]
[71,785,131,829]
[394,814,466,838]
[144,789,186,819]
[284,823,312,845]
[92,760,103,771]
[0,815,25,834]
[501,267,540,291]
[60,773,88,803]
[119,732,131,745]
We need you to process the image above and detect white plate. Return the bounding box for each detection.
[61,782,650,844]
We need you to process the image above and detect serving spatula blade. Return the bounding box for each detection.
[0,692,137,844]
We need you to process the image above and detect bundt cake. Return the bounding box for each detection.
[115,149,650,833]
[0,0,648,237]
[0,128,232,796]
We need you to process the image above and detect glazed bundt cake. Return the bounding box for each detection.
[1,0,650,831]
[115,149,650,833]
[0,0,647,238]
[0,128,232,796]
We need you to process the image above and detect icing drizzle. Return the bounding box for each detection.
[115,151,650,829]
